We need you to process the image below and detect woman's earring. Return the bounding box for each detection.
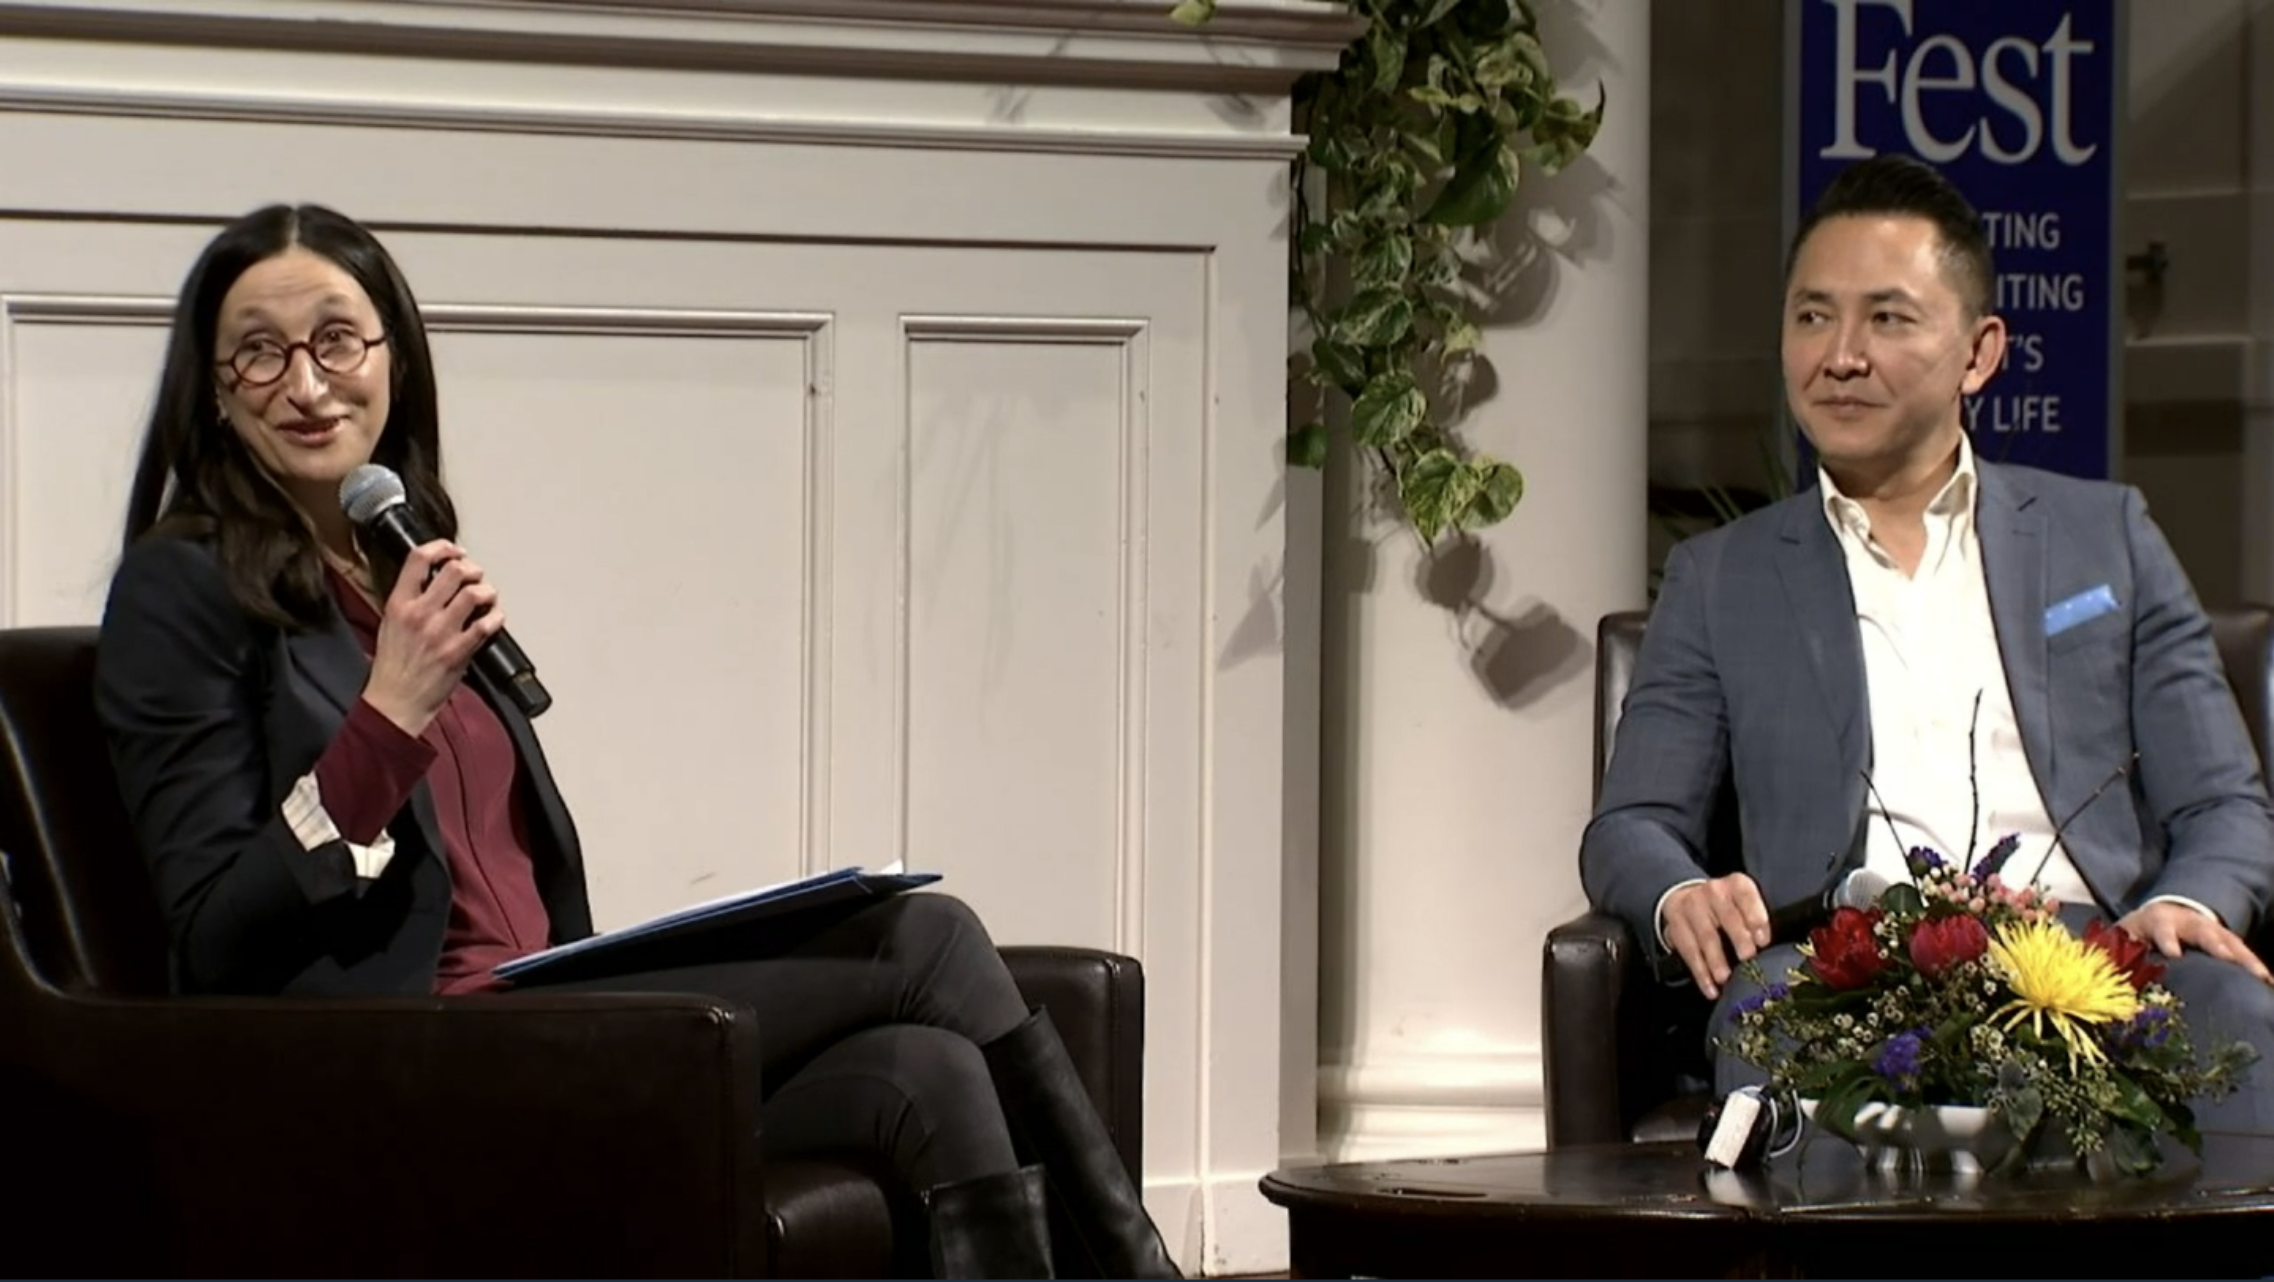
[213,392,229,424]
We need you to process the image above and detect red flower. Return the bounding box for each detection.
[2084,918,2166,991]
[1907,913,1989,978]
[1807,906,1888,990]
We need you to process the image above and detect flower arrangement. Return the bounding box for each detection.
[1724,836,2258,1176]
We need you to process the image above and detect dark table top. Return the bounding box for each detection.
[1261,1132,2274,1226]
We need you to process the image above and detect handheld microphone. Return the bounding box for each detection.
[338,464,552,719]
[1651,867,1889,985]
[1764,867,1891,947]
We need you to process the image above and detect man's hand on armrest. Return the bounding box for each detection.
[2120,897,2273,983]
[1659,873,1772,1001]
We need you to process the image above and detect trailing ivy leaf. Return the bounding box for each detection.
[1310,336,1368,393]
[1411,54,1482,114]
[1426,143,1519,226]
[1369,19,1407,93]
[1416,239,1464,287]
[1382,153,1423,202]
[1424,52,1454,96]
[1249,0,1602,541]
[1509,30,1552,81]
[1418,0,1464,27]
[1526,85,1608,174]
[1335,288,1414,349]
[1359,176,1410,222]
[1410,84,1478,113]
[1286,421,1329,469]
[1328,209,1368,249]
[1398,448,1466,543]
[1508,90,1545,134]
[1578,81,1609,139]
[1458,460,1523,527]
[1471,38,1535,90]
[1439,314,1482,355]
[1543,92,1591,124]
[1459,0,1518,38]
[1488,94,1520,136]
[1523,139,1580,176]
[1352,373,1426,448]
[1355,234,1414,289]
[1435,113,1463,168]
[1168,0,1217,26]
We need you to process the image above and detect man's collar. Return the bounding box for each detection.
[1819,434,1977,536]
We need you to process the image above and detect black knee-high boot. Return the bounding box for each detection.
[981,1008,1182,1279]
[923,1164,1056,1279]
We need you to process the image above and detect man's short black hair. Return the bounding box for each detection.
[1786,153,1996,319]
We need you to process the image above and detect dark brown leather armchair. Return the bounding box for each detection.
[0,625,1147,1277]
[1542,605,2274,1150]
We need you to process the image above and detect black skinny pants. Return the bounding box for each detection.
[523,892,1032,1191]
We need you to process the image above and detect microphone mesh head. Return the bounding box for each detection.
[340,464,407,526]
[1838,869,1893,910]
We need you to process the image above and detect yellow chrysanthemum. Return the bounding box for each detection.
[1986,919,2141,1069]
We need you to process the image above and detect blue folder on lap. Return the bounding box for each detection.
[493,865,941,983]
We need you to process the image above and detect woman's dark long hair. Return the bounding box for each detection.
[122,203,457,631]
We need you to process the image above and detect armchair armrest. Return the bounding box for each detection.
[7,986,770,1278]
[1000,944,1144,1180]
[1542,911,1639,1148]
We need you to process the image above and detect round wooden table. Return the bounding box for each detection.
[1260,1132,2274,1278]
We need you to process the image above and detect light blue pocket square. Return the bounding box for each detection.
[2045,584,2119,637]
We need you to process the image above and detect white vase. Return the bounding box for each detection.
[1798,1100,2018,1179]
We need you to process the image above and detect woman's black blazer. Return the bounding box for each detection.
[93,535,595,995]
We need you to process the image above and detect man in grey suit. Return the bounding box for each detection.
[1580,154,2274,1126]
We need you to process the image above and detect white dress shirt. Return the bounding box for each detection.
[1820,439,2088,906]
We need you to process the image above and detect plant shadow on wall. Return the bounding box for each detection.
[1407,141,1615,708]
[1180,0,1611,702]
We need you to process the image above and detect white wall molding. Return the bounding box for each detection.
[0,81,1315,159]
[0,0,1358,156]
[1316,1048,1546,1164]
[0,0,1361,87]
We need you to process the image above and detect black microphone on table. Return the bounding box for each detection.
[1690,867,1888,1169]
[338,464,553,719]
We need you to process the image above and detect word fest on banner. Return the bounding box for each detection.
[1788,0,2121,481]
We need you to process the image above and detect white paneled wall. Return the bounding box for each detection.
[0,2,1352,1271]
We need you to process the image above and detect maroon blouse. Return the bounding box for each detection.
[320,570,553,994]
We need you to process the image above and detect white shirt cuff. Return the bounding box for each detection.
[282,771,397,880]
[1653,877,1709,953]
[2142,893,2220,927]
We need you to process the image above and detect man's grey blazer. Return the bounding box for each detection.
[1580,459,2274,964]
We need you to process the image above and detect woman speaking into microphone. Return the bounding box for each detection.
[93,202,1176,1280]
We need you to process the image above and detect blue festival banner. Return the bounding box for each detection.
[1786,0,2123,479]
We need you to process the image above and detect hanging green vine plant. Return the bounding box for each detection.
[1174,0,1604,543]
